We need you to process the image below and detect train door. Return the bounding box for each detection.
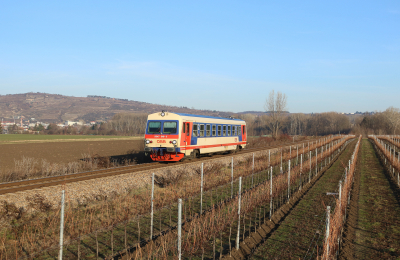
[182,122,191,151]
[242,125,247,142]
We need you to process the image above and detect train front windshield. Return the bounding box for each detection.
[147,121,177,134]
[163,122,177,134]
[148,121,161,133]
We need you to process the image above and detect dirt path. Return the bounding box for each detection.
[340,139,400,259]
[249,140,356,259]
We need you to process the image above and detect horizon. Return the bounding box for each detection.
[0,92,378,116]
[1,1,399,113]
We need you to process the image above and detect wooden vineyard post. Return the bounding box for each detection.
[300,153,303,190]
[201,163,204,214]
[287,160,291,202]
[150,173,155,240]
[231,157,234,198]
[325,206,331,258]
[270,166,273,219]
[339,181,342,210]
[315,148,318,176]
[236,177,242,250]
[252,153,254,187]
[59,190,65,260]
[309,151,311,183]
[280,150,283,173]
[269,150,270,167]
[178,199,182,260]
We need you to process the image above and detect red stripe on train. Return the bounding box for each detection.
[145,134,179,139]
[180,142,246,150]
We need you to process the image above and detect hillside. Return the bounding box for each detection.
[0,93,234,123]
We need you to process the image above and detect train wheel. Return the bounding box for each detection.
[191,150,200,159]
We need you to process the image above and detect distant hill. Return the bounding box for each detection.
[0,93,236,123]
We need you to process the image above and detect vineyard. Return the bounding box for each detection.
[2,135,400,259]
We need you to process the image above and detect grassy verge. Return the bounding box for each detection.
[249,140,356,259]
[352,139,400,259]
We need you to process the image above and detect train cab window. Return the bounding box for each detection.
[206,125,211,136]
[148,121,161,133]
[200,124,205,137]
[218,125,221,136]
[223,125,226,136]
[193,124,198,137]
[227,125,231,136]
[212,125,216,136]
[163,122,177,134]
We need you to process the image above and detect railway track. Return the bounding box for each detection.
[0,139,318,195]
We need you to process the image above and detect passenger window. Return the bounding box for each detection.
[243,125,246,135]
[238,126,242,136]
[234,126,237,135]
[227,125,231,136]
[200,124,205,137]
[223,125,226,136]
[212,125,216,136]
[218,125,221,136]
[193,124,198,137]
[206,125,211,136]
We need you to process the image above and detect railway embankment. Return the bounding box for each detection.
[0,144,286,209]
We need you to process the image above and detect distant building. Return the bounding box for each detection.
[64,121,83,126]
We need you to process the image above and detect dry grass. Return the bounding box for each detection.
[0,153,135,183]
[0,135,351,258]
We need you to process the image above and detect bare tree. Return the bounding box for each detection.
[384,106,400,134]
[264,90,287,137]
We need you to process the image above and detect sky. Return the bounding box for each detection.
[0,1,399,114]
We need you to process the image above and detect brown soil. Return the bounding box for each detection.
[340,139,400,259]
[0,139,147,171]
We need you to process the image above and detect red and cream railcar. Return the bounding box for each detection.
[144,112,247,162]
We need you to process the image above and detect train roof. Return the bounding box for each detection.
[175,113,244,121]
[147,112,245,122]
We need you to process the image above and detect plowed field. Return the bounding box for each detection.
[0,138,145,171]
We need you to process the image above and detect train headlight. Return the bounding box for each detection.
[172,140,177,145]
[146,140,152,144]
[161,111,165,117]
